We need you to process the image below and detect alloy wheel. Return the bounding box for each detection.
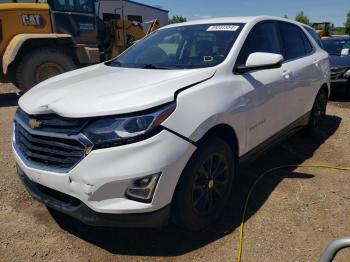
[192,153,230,216]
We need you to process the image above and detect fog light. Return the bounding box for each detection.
[344,69,350,79]
[125,173,161,202]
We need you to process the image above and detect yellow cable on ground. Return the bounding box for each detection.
[236,163,350,262]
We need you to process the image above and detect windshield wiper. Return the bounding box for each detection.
[142,64,175,70]
[109,60,122,67]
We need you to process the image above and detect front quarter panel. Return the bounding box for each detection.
[162,73,250,157]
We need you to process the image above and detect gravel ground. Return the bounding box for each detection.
[0,83,350,261]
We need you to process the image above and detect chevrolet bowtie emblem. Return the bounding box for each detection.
[29,119,41,129]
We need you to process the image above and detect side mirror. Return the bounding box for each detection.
[235,52,284,74]
[341,48,349,56]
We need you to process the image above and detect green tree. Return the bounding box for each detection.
[333,27,346,35]
[169,15,187,24]
[295,11,310,25]
[345,11,350,35]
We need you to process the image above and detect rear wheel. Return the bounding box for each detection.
[308,88,328,134]
[16,48,76,91]
[172,137,235,231]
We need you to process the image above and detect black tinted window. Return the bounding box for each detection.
[279,23,307,60]
[236,22,281,66]
[304,26,323,48]
[301,31,314,54]
[53,0,93,13]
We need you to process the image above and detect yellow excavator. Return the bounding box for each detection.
[312,22,332,39]
[0,1,160,91]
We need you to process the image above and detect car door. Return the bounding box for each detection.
[278,22,321,125]
[234,21,285,150]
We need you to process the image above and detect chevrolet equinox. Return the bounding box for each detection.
[13,16,330,231]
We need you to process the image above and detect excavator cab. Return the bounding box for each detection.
[313,22,332,38]
[46,0,99,45]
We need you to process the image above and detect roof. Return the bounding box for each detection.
[163,16,303,29]
[124,0,169,13]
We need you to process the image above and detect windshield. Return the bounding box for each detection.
[50,0,94,13]
[322,38,350,56]
[108,23,245,69]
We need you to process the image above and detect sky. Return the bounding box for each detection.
[135,0,349,27]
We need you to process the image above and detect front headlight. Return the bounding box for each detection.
[83,102,176,148]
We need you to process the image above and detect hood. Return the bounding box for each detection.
[19,63,216,118]
[329,55,350,68]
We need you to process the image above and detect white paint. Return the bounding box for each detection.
[245,52,283,67]
[18,65,216,117]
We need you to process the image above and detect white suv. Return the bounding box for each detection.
[13,16,330,231]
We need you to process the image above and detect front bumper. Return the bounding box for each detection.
[13,129,196,223]
[17,166,171,228]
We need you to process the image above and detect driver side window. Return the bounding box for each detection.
[236,22,281,67]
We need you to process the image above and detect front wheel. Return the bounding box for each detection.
[16,48,76,91]
[308,88,328,134]
[172,137,235,231]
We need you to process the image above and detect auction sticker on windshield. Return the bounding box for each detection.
[207,25,240,31]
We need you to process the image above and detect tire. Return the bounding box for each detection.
[16,48,76,91]
[308,88,328,134]
[172,137,235,231]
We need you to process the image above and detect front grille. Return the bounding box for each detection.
[14,109,92,171]
[35,183,82,207]
[16,108,88,134]
[331,67,348,80]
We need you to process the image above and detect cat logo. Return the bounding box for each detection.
[22,14,43,26]
[29,119,41,129]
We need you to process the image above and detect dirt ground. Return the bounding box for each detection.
[1,83,350,262]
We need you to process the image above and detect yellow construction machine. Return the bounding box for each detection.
[0,1,160,91]
[312,22,332,39]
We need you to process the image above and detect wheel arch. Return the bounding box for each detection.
[196,123,240,161]
[319,82,330,97]
[4,34,74,79]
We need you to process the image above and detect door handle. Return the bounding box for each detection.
[313,59,320,67]
[283,70,291,79]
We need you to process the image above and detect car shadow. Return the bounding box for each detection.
[0,92,20,107]
[48,114,341,257]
